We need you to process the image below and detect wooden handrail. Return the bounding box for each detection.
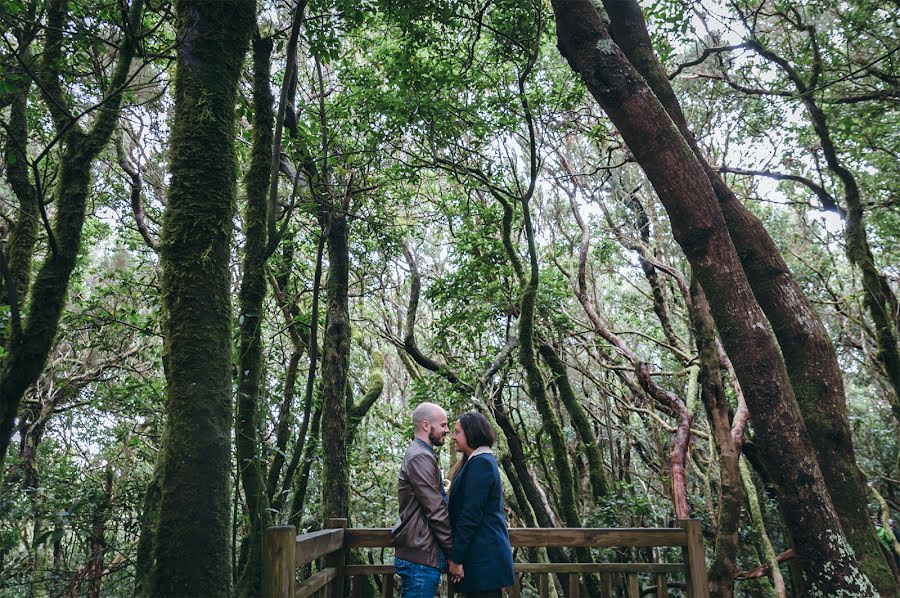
[344,526,689,548]
[263,519,710,598]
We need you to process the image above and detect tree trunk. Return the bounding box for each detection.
[1,80,38,349]
[689,277,744,598]
[85,466,114,598]
[597,3,895,591]
[537,340,609,500]
[148,1,254,594]
[550,1,875,593]
[348,352,384,444]
[320,206,351,521]
[235,32,275,597]
[289,404,322,528]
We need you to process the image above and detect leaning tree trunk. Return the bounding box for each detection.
[147,1,254,595]
[537,340,609,501]
[598,1,896,591]
[689,277,745,598]
[234,31,275,597]
[550,1,876,594]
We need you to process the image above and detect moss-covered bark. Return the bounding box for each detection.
[147,1,254,594]
[234,31,275,597]
[348,352,384,443]
[320,209,351,521]
[289,404,322,528]
[551,1,876,594]
[537,340,609,501]
[1,82,38,322]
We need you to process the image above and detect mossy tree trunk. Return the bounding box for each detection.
[0,0,143,467]
[147,1,254,594]
[1,79,38,349]
[289,404,322,528]
[551,1,876,594]
[234,31,276,597]
[597,2,895,592]
[320,205,351,521]
[537,340,609,501]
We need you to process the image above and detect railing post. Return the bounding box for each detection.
[324,518,348,598]
[263,525,297,598]
[381,570,395,597]
[678,519,710,598]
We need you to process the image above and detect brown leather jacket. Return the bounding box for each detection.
[391,439,453,568]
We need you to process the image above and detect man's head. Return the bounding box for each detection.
[412,402,449,447]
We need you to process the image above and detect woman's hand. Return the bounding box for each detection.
[449,560,464,583]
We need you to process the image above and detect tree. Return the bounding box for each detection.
[0,0,144,468]
[549,0,877,593]
[147,1,254,594]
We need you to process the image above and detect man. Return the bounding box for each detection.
[392,402,458,597]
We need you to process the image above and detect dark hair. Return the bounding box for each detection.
[458,411,495,449]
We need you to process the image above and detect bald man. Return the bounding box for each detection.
[391,402,456,597]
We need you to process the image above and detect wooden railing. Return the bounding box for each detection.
[263,518,710,598]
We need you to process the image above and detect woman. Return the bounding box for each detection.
[447,412,515,597]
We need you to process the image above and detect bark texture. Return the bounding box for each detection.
[538,340,609,500]
[550,1,875,593]
[320,207,351,521]
[235,32,275,597]
[148,1,254,594]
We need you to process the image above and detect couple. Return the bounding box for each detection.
[391,402,514,597]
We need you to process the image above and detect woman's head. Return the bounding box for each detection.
[453,411,495,456]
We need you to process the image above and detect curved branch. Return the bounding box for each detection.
[668,43,751,79]
[116,132,157,250]
[718,164,844,216]
[401,241,472,393]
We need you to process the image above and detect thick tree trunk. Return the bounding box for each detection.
[320,209,351,521]
[550,1,875,594]
[148,1,254,594]
[234,32,275,597]
[599,1,896,591]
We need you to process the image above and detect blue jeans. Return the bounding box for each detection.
[395,559,441,598]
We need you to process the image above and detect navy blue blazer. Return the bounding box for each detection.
[448,453,515,593]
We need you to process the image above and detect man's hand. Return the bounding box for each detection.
[448,560,464,583]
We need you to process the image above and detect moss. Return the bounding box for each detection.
[538,340,609,500]
[234,31,276,598]
[148,1,254,595]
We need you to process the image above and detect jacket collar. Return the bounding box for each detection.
[469,446,493,459]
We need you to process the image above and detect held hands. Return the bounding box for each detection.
[448,560,464,583]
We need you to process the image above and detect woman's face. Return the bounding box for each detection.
[453,420,472,456]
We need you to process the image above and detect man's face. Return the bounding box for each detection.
[426,410,450,446]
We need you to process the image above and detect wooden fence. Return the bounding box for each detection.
[263,518,709,598]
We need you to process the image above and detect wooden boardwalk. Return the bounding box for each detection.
[264,518,710,597]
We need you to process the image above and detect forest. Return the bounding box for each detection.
[0,0,898,595]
